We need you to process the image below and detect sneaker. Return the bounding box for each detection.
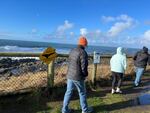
[116,87,122,93]
[111,89,115,94]
[134,84,139,87]
[82,107,93,113]
[62,109,74,113]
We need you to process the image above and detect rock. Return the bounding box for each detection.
[10,68,24,76]
[0,58,47,77]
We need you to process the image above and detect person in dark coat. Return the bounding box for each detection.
[62,36,93,113]
[133,46,150,86]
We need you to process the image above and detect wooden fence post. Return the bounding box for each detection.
[91,51,100,87]
[92,63,97,86]
[47,60,55,88]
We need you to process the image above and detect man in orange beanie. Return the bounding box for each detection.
[78,36,88,46]
[62,36,93,113]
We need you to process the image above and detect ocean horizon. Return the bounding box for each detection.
[0,39,139,55]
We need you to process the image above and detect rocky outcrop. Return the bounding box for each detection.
[0,58,47,80]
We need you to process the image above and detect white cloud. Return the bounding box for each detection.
[101,16,115,22]
[88,38,97,43]
[44,20,74,40]
[116,14,133,22]
[0,31,12,36]
[80,29,101,38]
[80,28,88,36]
[42,15,139,47]
[102,14,134,23]
[119,30,150,48]
[31,28,38,34]
[88,29,102,38]
[106,14,135,37]
[107,21,131,37]
[143,30,150,41]
[144,20,150,25]
[95,29,101,34]
[70,32,74,36]
[57,20,74,33]
[123,36,137,45]
[139,30,150,46]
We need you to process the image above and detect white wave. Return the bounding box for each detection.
[0,57,39,60]
[0,46,70,54]
[0,45,18,50]
[0,46,45,53]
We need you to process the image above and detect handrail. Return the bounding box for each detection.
[0,52,133,58]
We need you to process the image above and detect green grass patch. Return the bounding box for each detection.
[0,86,132,113]
[0,83,135,113]
[46,90,128,113]
[144,73,150,76]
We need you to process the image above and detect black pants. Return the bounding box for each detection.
[112,71,123,89]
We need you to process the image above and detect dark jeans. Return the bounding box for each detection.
[112,71,123,89]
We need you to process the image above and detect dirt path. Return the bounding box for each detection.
[0,75,150,113]
[111,75,150,113]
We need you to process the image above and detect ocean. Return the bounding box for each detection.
[0,39,139,55]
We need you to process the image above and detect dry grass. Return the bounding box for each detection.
[54,57,150,85]
[1,57,150,95]
[95,58,135,79]
[54,64,68,86]
[0,71,47,95]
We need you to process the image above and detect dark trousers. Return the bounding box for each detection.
[112,71,123,89]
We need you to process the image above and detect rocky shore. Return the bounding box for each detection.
[0,58,47,80]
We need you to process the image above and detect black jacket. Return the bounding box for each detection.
[133,50,150,68]
[67,46,88,81]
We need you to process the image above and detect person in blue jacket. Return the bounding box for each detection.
[110,47,127,94]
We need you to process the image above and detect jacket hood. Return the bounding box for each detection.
[143,46,148,53]
[116,47,123,55]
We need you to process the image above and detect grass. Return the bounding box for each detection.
[0,71,47,95]
[0,86,132,113]
[1,74,150,113]
[0,57,150,113]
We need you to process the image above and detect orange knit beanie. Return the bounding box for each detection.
[78,36,88,46]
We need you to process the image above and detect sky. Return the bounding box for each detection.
[0,0,150,48]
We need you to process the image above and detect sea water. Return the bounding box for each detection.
[0,39,139,55]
